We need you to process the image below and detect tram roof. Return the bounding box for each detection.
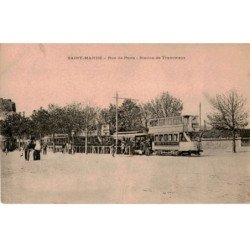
[149,115,198,121]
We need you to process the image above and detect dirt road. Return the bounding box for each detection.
[1,150,250,203]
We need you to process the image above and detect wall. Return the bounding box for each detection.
[201,138,241,150]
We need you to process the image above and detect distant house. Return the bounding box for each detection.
[202,129,235,139]
[238,129,250,138]
[201,128,250,150]
[239,129,250,147]
[0,98,16,120]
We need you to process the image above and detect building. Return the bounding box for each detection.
[0,98,16,120]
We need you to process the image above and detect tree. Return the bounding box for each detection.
[31,107,51,138]
[81,105,98,153]
[207,90,248,153]
[139,103,153,129]
[119,99,144,131]
[47,105,64,133]
[141,92,183,126]
[99,100,144,133]
[99,104,116,134]
[0,113,32,148]
[81,105,98,133]
[63,103,86,135]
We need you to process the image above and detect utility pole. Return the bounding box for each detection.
[85,113,88,154]
[115,91,118,149]
[113,92,138,154]
[199,103,202,131]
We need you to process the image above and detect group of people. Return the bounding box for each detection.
[22,138,47,161]
[110,138,151,156]
[62,142,74,154]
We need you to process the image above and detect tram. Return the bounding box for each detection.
[41,115,202,156]
[42,133,103,148]
[148,115,202,156]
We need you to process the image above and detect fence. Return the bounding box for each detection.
[48,145,131,155]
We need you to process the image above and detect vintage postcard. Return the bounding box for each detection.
[0,44,250,203]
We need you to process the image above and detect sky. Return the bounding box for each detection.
[0,44,250,126]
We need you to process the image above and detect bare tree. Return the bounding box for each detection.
[140,92,183,126]
[207,90,248,153]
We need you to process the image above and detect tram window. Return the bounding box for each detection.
[159,119,165,126]
[155,135,159,141]
[180,133,187,142]
[173,134,177,141]
[168,134,172,141]
[159,134,163,141]
[150,119,158,127]
[164,134,168,141]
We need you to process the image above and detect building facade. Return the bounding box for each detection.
[0,98,16,120]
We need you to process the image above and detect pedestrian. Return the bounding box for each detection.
[111,144,115,157]
[20,144,24,157]
[62,142,66,153]
[121,142,125,154]
[24,139,31,161]
[68,141,72,154]
[42,142,47,155]
[5,140,9,155]
[33,139,41,160]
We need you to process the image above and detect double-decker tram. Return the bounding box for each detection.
[148,115,202,156]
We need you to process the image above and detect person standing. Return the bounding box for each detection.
[62,142,66,153]
[42,142,47,155]
[24,140,31,161]
[111,143,115,157]
[4,140,10,155]
[34,139,41,160]
[68,141,72,154]
[121,141,125,154]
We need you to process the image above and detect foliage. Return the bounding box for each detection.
[99,100,144,132]
[140,92,183,127]
[1,92,184,140]
[46,103,98,136]
[119,99,144,131]
[31,107,51,138]
[99,104,116,133]
[207,90,248,130]
[0,113,32,139]
[207,90,248,152]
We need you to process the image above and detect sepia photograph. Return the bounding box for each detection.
[1,44,250,204]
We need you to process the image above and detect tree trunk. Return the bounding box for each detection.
[232,129,236,153]
[18,136,21,150]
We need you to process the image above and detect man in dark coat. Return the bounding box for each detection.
[24,140,31,161]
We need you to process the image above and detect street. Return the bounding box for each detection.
[1,150,250,203]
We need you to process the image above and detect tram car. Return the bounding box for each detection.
[148,115,202,156]
[112,131,153,154]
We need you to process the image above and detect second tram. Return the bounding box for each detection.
[148,115,202,155]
